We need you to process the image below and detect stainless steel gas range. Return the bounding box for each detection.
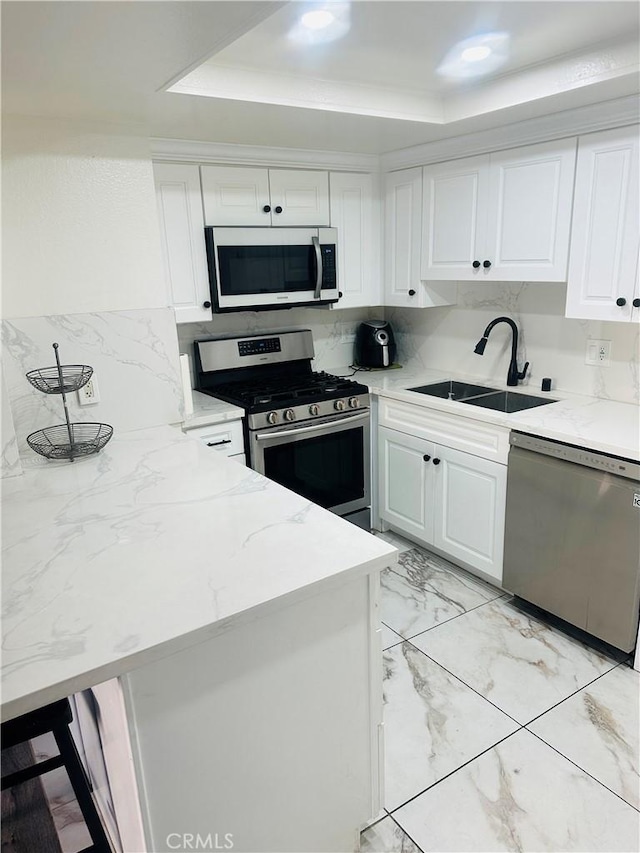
[194,330,371,525]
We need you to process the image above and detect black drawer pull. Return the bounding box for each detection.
[263,205,271,213]
[432,457,441,465]
[408,289,416,296]
[616,297,627,307]
[483,260,492,269]
[423,454,431,462]
[472,260,481,269]
[207,439,232,447]
[633,298,640,308]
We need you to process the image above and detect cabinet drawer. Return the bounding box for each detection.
[378,397,509,463]
[184,420,245,457]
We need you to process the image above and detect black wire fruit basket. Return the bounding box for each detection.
[25,343,113,462]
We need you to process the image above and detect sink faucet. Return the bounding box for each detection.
[474,317,529,387]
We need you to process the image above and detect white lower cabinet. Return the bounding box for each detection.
[183,419,246,465]
[378,422,507,584]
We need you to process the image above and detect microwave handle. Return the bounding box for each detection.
[312,236,323,300]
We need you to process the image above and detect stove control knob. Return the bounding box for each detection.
[309,404,320,416]
[334,399,346,411]
[283,408,295,422]
[266,411,278,425]
[348,397,359,409]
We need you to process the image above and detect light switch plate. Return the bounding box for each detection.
[585,339,611,367]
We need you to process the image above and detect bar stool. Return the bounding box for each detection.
[1,698,111,853]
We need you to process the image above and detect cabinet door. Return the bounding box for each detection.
[329,172,381,308]
[268,169,330,226]
[201,165,271,226]
[485,139,577,282]
[378,426,434,542]
[384,168,424,306]
[565,127,640,322]
[433,445,506,584]
[154,163,212,324]
[421,156,490,280]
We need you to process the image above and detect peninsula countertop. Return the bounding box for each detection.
[346,365,639,461]
[1,425,397,722]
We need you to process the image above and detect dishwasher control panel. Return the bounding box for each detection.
[510,431,640,482]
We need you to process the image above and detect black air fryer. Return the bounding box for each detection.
[354,320,397,368]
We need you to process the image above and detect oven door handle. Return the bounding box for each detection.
[255,412,369,441]
[312,235,323,300]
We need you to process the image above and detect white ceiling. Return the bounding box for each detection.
[2,1,639,155]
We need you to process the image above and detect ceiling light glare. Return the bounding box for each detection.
[461,46,492,63]
[301,10,335,30]
[437,32,510,80]
[289,3,351,45]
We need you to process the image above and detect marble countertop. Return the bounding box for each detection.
[1,425,397,722]
[182,390,244,430]
[348,365,639,461]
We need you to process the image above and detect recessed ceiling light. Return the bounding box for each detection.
[437,32,510,80]
[289,3,351,45]
[300,10,336,30]
[461,45,492,63]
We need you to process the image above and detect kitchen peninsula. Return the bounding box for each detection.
[1,425,397,852]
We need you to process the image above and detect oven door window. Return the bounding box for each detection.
[262,425,365,510]
[217,245,317,296]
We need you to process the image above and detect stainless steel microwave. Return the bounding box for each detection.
[204,226,339,312]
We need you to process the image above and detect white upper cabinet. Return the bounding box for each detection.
[565,126,640,322]
[421,139,577,282]
[201,165,329,227]
[329,172,382,308]
[384,168,456,308]
[153,163,212,325]
[421,156,490,279]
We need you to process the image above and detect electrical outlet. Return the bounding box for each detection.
[585,339,611,367]
[77,376,101,405]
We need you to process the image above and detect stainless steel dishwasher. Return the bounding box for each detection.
[504,431,640,653]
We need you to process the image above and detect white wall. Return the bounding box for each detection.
[1,116,183,456]
[387,283,639,405]
[1,115,167,318]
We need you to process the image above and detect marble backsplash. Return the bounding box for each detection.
[387,283,640,405]
[177,305,383,382]
[1,308,183,459]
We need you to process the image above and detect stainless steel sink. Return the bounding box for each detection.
[460,391,557,413]
[408,380,497,401]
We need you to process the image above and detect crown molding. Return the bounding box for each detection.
[150,138,379,172]
[380,95,640,171]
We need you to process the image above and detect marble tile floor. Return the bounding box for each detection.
[29,732,93,853]
[363,534,640,853]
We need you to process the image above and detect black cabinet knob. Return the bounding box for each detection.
[423,454,431,462]
[408,289,416,296]
[338,291,343,298]
[633,298,640,308]
[263,205,271,213]
[616,297,627,307]
[432,458,441,465]
[472,260,481,269]
[274,206,283,214]
[483,260,492,269]
[203,300,212,309]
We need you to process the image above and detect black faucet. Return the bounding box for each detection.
[474,317,529,387]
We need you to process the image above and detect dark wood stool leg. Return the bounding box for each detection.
[52,725,112,853]
[1,742,63,853]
